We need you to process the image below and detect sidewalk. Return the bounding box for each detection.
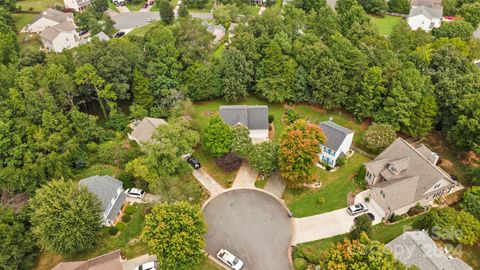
[193,169,225,196]
[232,163,258,188]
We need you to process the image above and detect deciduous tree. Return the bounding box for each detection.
[433,20,475,41]
[248,141,279,176]
[159,0,174,25]
[349,214,372,240]
[202,116,234,157]
[362,123,396,153]
[231,125,252,159]
[463,186,480,220]
[220,48,253,102]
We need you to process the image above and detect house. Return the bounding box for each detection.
[64,0,91,12]
[407,0,443,31]
[24,8,74,33]
[79,176,127,226]
[219,105,269,143]
[40,21,80,52]
[386,231,473,270]
[318,121,354,167]
[80,31,111,44]
[202,21,226,44]
[52,250,122,270]
[128,117,168,145]
[364,138,457,218]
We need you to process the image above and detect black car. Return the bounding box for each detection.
[78,29,88,36]
[187,156,201,169]
[354,213,375,223]
[114,31,125,38]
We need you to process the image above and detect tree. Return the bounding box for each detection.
[463,186,480,220]
[216,152,242,171]
[323,233,407,269]
[293,0,326,12]
[447,93,480,152]
[387,0,410,13]
[178,2,189,17]
[351,66,386,120]
[0,207,37,270]
[143,202,206,270]
[248,141,279,176]
[358,0,387,15]
[174,19,214,65]
[231,125,253,159]
[220,48,253,102]
[460,2,480,28]
[183,0,208,8]
[279,119,326,187]
[213,4,233,29]
[349,214,372,240]
[29,180,102,256]
[91,0,109,12]
[159,0,174,25]
[182,61,221,101]
[433,20,475,41]
[362,123,396,153]
[132,69,153,109]
[202,116,234,157]
[416,208,480,245]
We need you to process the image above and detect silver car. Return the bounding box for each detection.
[347,203,368,216]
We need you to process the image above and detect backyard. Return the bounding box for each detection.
[369,15,403,36]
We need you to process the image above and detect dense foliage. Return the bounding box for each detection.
[202,116,234,157]
[349,214,372,240]
[248,141,279,176]
[143,202,206,270]
[462,186,480,220]
[362,123,396,152]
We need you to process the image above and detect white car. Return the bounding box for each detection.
[347,203,368,216]
[147,17,155,22]
[125,188,146,199]
[217,249,244,270]
[134,261,156,270]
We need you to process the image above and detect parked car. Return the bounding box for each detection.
[147,17,155,22]
[78,29,88,36]
[125,188,145,199]
[354,212,375,222]
[186,155,201,169]
[149,0,155,5]
[347,203,368,216]
[134,261,157,270]
[143,2,149,8]
[114,31,125,38]
[217,249,244,270]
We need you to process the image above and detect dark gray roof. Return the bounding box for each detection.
[386,231,473,270]
[106,192,126,222]
[219,105,269,130]
[79,175,123,212]
[318,121,353,152]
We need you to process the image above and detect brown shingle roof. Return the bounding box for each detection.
[31,8,73,25]
[40,21,77,42]
[129,117,168,144]
[51,250,122,270]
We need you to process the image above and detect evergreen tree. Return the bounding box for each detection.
[159,0,175,25]
[178,2,189,17]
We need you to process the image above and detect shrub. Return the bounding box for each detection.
[350,214,373,240]
[336,156,346,167]
[355,166,367,190]
[86,142,98,153]
[108,226,119,236]
[122,214,131,223]
[215,152,242,172]
[285,109,303,124]
[362,123,396,153]
[388,214,403,223]
[117,171,136,189]
[364,196,370,202]
[293,258,307,270]
[294,245,322,264]
[268,114,275,123]
[124,205,136,215]
[325,163,332,171]
[317,197,325,204]
[407,203,425,216]
[115,222,126,231]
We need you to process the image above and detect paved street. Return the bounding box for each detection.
[111,12,160,30]
[232,163,257,188]
[192,169,225,196]
[203,189,292,270]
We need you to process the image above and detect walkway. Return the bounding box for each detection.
[232,163,258,188]
[264,173,287,198]
[193,169,225,196]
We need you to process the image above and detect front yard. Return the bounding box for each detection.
[285,153,370,217]
[369,15,403,36]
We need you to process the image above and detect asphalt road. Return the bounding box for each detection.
[203,189,292,270]
[112,11,213,31]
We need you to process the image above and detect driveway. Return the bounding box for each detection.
[193,169,225,196]
[203,189,293,270]
[232,164,257,188]
[126,193,161,204]
[122,254,156,270]
[111,12,160,30]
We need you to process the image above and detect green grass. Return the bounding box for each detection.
[126,1,145,11]
[108,1,119,12]
[187,0,213,13]
[12,13,36,31]
[285,153,370,217]
[369,15,403,36]
[255,178,267,188]
[212,43,226,59]
[17,32,43,50]
[17,0,63,11]
[194,145,237,188]
[73,163,122,181]
[127,21,160,36]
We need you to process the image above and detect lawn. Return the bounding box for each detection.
[285,153,370,217]
[369,15,403,36]
[73,163,122,181]
[127,21,160,36]
[35,204,148,270]
[12,13,36,31]
[17,0,62,11]
[187,0,213,13]
[126,1,145,11]
[17,32,43,50]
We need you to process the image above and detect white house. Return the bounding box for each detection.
[219,105,269,143]
[318,121,354,167]
[24,8,74,33]
[40,21,80,52]
[128,117,168,146]
[407,5,443,31]
[64,0,91,12]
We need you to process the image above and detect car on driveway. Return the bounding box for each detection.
[125,188,145,199]
[114,31,125,38]
[217,249,244,270]
[143,2,149,8]
[134,261,157,270]
[347,203,368,216]
[354,212,375,222]
[147,17,155,22]
[186,155,201,169]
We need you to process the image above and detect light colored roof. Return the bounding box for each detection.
[416,144,438,164]
[219,105,269,130]
[79,175,123,213]
[318,121,353,152]
[52,250,122,270]
[411,0,442,7]
[40,21,77,42]
[386,231,473,270]
[365,138,455,207]
[409,6,443,20]
[129,117,168,144]
[31,8,73,25]
[95,31,110,41]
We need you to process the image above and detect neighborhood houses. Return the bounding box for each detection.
[2,0,480,269]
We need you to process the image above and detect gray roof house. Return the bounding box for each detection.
[25,8,74,33]
[219,105,269,143]
[318,121,354,167]
[386,231,473,270]
[364,138,457,218]
[52,250,122,270]
[79,176,127,226]
[128,117,168,145]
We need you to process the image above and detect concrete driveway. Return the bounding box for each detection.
[203,189,293,270]
[112,12,160,30]
[122,254,156,270]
